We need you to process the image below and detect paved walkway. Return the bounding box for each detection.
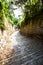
[0,31,43,65]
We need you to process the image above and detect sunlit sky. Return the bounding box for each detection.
[13,5,23,19]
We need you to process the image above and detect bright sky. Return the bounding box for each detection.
[13,5,23,19]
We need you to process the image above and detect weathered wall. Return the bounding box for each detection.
[20,12,43,36]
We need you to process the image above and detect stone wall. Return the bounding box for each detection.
[20,12,43,36]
